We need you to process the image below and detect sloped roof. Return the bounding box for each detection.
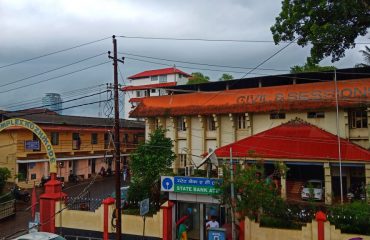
[130,79,370,117]
[122,82,177,91]
[1,110,144,129]
[128,67,191,79]
[215,119,370,162]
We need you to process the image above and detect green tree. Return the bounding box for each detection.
[219,73,234,81]
[355,45,370,68]
[187,72,210,85]
[0,168,11,194]
[271,0,369,63]
[128,128,176,205]
[217,162,283,221]
[290,61,336,73]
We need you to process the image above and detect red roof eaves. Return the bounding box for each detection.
[128,68,191,79]
[122,82,177,91]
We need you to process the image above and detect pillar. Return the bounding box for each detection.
[366,163,370,203]
[161,201,174,240]
[315,211,327,240]
[239,220,245,240]
[280,176,287,200]
[324,163,332,205]
[40,173,67,233]
[102,197,115,240]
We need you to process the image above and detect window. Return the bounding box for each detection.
[136,91,141,97]
[177,117,186,131]
[237,114,246,129]
[123,134,129,143]
[179,154,187,168]
[178,74,182,79]
[207,116,216,131]
[104,132,113,148]
[151,76,158,81]
[349,109,368,129]
[72,133,81,150]
[151,89,156,93]
[159,75,167,83]
[51,132,59,145]
[270,113,286,119]
[91,133,98,144]
[307,112,325,118]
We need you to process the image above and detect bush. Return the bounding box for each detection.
[328,202,370,235]
[260,215,303,229]
[0,168,11,194]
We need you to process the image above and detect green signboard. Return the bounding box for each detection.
[161,176,221,195]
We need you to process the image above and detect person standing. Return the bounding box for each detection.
[206,215,219,229]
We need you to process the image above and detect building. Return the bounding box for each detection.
[0,109,144,188]
[129,67,370,205]
[42,93,63,114]
[122,67,191,119]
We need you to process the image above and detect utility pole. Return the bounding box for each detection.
[108,35,125,240]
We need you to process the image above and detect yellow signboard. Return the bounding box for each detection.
[0,118,57,173]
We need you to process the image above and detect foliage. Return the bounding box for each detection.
[290,61,336,73]
[186,72,210,85]
[216,163,283,221]
[0,168,11,194]
[128,127,175,204]
[219,73,234,81]
[328,201,370,235]
[271,0,369,63]
[355,45,370,68]
[260,215,303,230]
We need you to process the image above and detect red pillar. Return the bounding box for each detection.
[40,173,67,233]
[239,220,245,240]
[315,211,327,240]
[161,201,174,240]
[103,197,115,240]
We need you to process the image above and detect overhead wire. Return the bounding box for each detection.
[0,36,110,70]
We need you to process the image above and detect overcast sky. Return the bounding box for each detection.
[0,0,368,117]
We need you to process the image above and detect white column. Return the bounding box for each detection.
[324,162,332,205]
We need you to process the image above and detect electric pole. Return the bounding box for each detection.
[108,35,124,240]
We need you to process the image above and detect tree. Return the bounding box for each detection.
[355,45,370,68]
[290,61,336,73]
[187,72,210,85]
[217,162,284,221]
[128,128,176,204]
[0,168,11,194]
[219,73,234,81]
[271,0,369,64]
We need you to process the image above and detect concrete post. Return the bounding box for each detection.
[280,176,287,200]
[161,201,174,240]
[324,163,332,205]
[40,173,66,233]
[102,197,115,240]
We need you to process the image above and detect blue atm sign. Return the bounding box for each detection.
[161,176,222,195]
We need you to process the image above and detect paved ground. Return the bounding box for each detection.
[0,176,117,239]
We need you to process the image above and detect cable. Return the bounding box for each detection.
[0,36,110,70]
[119,52,289,72]
[0,53,106,89]
[0,61,111,94]
[119,35,370,45]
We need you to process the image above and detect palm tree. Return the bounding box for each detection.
[355,46,370,68]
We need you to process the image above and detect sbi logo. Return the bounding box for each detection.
[161,176,174,191]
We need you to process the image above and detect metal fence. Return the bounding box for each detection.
[66,194,103,212]
[0,199,16,220]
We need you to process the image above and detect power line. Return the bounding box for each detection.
[0,61,111,94]
[119,35,370,45]
[119,52,289,72]
[0,53,106,89]
[0,36,110,70]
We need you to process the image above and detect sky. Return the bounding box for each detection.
[0,0,368,117]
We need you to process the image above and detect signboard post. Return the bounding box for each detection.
[139,198,149,238]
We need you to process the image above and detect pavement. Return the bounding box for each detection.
[0,176,117,239]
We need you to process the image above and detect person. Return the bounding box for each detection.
[177,223,188,240]
[206,215,219,229]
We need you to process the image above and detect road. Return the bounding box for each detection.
[0,176,117,239]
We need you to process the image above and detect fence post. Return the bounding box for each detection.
[40,174,66,233]
[103,197,115,240]
[161,201,174,240]
[315,211,327,240]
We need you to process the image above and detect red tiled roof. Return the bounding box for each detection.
[130,79,370,117]
[122,82,177,91]
[215,120,370,162]
[129,98,143,103]
[128,68,191,79]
